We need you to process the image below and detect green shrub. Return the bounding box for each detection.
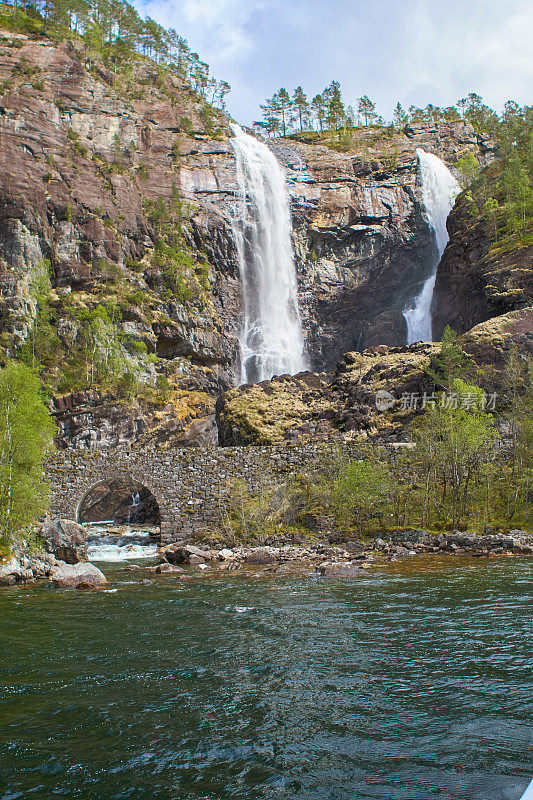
[179,116,194,136]
[136,163,149,181]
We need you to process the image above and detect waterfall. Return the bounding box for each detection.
[403,148,460,343]
[127,491,140,525]
[229,124,306,383]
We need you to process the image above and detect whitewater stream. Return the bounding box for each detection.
[86,525,158,562]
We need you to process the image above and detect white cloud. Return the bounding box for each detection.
[141,0,261,63]
[135,0,533,124]
[395,0,533,111]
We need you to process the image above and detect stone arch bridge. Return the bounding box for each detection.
[47,441,349,544]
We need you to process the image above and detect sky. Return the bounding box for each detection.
[136,0,533,125]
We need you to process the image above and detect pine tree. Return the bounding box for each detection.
[292,86,309,132]
[456,97,468,118]
[260,94,282,136]
[357,95,376,126]
[393,102,408,128]
[276,88,292,136]
[325,81,344,130]
[311,93,326,131]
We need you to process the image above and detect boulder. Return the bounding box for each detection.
[245,548,278,565]
[0,556,32,584]
[317,562,367,578]
[50,561,107,588]
[163,544,211,565]
[42,519,88,564]
[155,563,185,574]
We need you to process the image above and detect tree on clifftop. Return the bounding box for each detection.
[357,95,377,126]
[393,102,408,128]
[0,362,55,549]
[293,86,309,131]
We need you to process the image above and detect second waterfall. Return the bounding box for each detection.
[230,124,306,384]
[403,148,460,344]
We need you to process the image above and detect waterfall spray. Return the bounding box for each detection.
[229,124,306,383]
[403,149,460,343]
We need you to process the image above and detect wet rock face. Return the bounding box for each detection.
[268,122,490,369]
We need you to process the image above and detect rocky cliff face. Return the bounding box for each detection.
[432,192,533,339]
[0,33,241,375]
[0,29,504,450]
[277,123,494,368]
[180,119,493,369]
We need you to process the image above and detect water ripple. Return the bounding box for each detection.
[0,557,532,800]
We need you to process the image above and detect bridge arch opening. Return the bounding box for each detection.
[77,477,161,527]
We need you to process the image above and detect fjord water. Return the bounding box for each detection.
[230,125,306,383]
[404,149,461,343]
[1,558,532,800]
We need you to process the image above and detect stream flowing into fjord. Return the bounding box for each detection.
[0,557,531,800]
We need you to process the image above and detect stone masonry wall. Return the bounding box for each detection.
[47,440,357,543]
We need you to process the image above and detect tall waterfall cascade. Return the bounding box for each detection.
[403,149,460,343]
[230,124,306,383]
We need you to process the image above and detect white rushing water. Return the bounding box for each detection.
[230,124,306,383]
[403,148,460,343]
[87,526,158,562]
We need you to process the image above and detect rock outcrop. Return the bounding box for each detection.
[41,518,88,563]
[459,308,533,386]
[216,343,439,445]
[432,192,533,339]
[217,309,533,446]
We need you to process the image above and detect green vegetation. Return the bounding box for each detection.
[19,272,61,376]
[257,83,532,251]
[0,0,230,109]
[0,361,55,549]
[457,102,533,248]
[258,82,378,136]
[256,85,529,148]
[222,345,533,541]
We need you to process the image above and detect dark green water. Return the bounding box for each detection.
[0,557,532,800]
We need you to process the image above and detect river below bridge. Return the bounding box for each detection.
[0,556,531,800]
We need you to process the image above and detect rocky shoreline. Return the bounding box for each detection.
[150,530,533,578]
[1,524,532,589]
